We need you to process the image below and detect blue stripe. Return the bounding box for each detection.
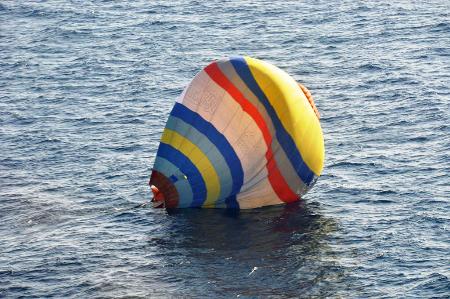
[229,57,315,185]
[165,115,233,205]
[170,103,244,195]
[157,143,206,207]
[225,195,240,209]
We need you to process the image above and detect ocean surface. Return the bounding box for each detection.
[1,1,449,298]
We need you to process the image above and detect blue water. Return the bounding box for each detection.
[1,1,449,298]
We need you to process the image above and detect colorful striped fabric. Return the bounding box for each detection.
[150,56,324,209]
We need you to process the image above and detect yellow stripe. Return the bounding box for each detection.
[244,56,324,176]
[161,128,220,207]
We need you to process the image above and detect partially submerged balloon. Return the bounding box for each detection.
[149,56,324,209]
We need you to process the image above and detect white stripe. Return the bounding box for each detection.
[178,71,279,204]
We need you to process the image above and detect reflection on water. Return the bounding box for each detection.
[146,201,344,297]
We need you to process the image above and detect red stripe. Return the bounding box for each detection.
[205,62,298,203]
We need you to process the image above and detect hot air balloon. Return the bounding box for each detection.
[149,56,324,209]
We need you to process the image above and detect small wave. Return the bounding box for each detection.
[407,273,450,297]
[355,198,395,204]
[117,118,145,124]
[329,161,379,168]
[358,63,383,72]
[376,190,397,196]
[431,22,450,33]
[408,136,428,142]
[109,144,143,152]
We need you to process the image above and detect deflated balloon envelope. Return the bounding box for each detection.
[150,56,324,209]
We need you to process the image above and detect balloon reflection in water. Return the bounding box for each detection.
[145,202,342,297]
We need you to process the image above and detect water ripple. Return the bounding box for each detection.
[1,0,449,298]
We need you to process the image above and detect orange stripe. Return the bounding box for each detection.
[298,83,320,119]
[205,63,298,203]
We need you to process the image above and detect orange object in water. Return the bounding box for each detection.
[298,83,320,120]
[150,185,165,208]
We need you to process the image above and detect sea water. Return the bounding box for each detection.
[0,1,449,297]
